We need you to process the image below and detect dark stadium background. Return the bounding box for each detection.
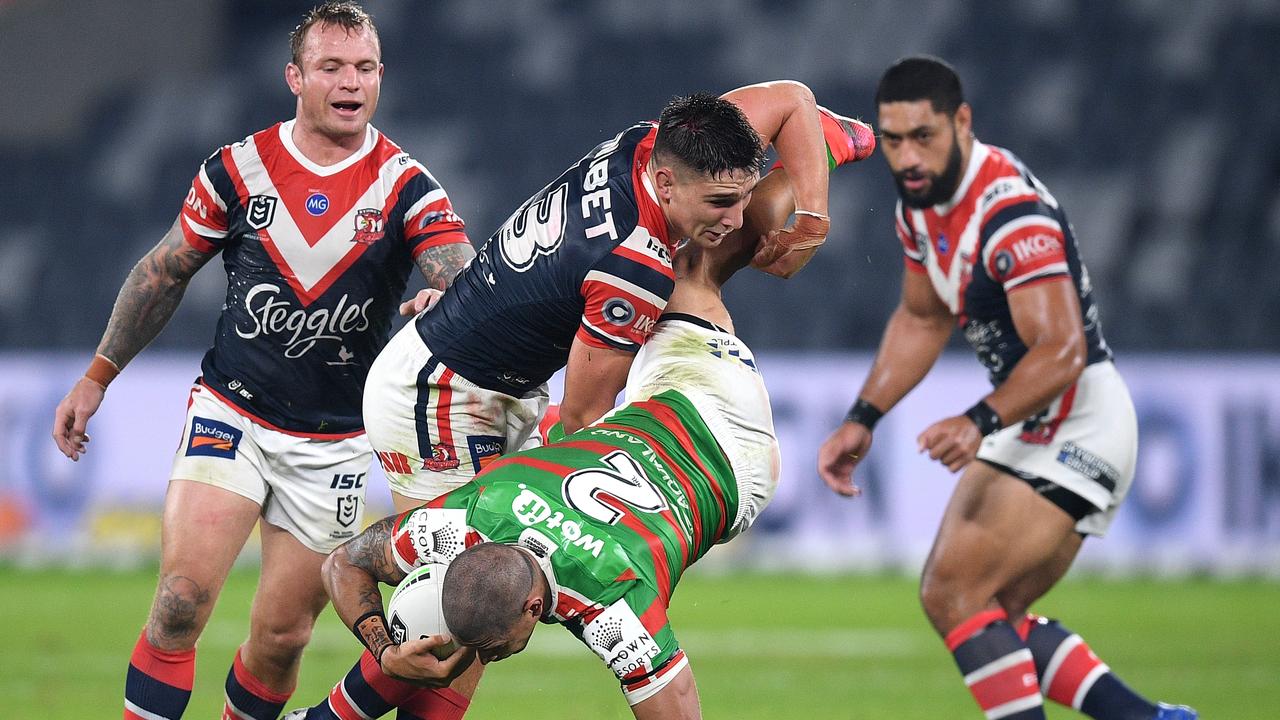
[2,2,1278,718]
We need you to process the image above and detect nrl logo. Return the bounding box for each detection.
[336,495,360,527]
[352,208,385,245]
[246,195,278,230]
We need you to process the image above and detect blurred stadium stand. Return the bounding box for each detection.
[2,0,1278,352]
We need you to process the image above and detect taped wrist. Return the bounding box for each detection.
[964,400,1004,436]
[844,398,884,431]
[352,610,394,663]
[85,354,120,390]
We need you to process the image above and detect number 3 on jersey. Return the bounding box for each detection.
[563,450,669,525]
[499,183,568,271]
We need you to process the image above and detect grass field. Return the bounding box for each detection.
[2,566,1275,719]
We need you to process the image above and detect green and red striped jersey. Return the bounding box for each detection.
[389,388,737,705]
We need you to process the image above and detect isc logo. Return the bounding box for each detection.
[330,472,366,490]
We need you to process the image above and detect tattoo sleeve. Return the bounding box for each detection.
[325,514,409,633]
[414,242,476,290]
[97,217,217,368]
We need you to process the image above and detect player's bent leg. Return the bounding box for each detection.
[127,480,260,720]
[226,519,330,719]
[921,461,1081,720]
[997,541,1170,720]
[920,461,1080,635]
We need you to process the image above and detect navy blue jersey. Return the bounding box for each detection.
[414,123,677,395]
[895,141,1111,385]
[180,121,468,435]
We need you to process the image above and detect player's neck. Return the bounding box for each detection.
[290,120,368,167]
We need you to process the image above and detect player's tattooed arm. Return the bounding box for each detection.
[414,241,476,290]
[322,514,408,631]
[97,217,218,369]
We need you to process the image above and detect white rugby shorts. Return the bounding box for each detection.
[977,360,1137,536]
[621,313,780,540]
[169,383,373,553]
[363,321,549,502]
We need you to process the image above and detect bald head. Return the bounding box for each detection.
[441,543,536,646]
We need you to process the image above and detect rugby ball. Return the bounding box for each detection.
[386,563,458,659]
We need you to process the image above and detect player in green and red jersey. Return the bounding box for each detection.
[286,162,815,720]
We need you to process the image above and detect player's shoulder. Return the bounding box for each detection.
[971,142,1058,221]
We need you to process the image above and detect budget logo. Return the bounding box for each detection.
[467,435,505,473]
[246,195,277,230]
[186,417,241,459]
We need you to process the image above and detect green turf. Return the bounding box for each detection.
[1,565,1274,718]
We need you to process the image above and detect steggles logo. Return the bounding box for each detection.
[235,283,373,358]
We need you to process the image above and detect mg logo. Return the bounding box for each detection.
[306,192,330,216]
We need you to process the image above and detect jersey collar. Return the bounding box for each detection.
[934,139,990,215]
[277,119,378,177]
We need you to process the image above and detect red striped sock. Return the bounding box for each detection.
[395,687,470,720]
[222,648,292,720]
[124,629,195,720]
[947,610,1044,719]
[1020,614,1157,718]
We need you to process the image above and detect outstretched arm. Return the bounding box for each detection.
[52,216,217,460]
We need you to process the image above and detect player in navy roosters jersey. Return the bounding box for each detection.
[365,81,871,516]
[818,57,1196,720]
[50,5,475,720]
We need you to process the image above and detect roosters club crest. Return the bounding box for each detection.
[352,208,385,245]
[423,442,460,472]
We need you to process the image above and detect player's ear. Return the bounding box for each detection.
[953,102,973,139]
[285,63,303,96]
[653,166,677,200]
[525,596,544,618]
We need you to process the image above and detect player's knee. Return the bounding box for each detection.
[249,615,315,663]
[918,569,969,631]
[148,575,214,648]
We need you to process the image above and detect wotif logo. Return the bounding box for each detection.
[235,283,373,358]
[306,192,330,216]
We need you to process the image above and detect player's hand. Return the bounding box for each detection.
[399,288,445,317]
[751,212,829,279]
[52,377,106,461]
[380,636,476,687]
[917,415,983,473]
[817,421,873,497]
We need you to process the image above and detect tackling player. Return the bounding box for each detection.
[817,56,1197,720]
[284,167,820,720]
[49,4,474,720]
[365,80,876,517]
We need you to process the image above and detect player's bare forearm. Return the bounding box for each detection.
[984,279,1087,425]
[859,303,952,413]
[560,340,633,433]
[725,81,828,217]
[322,514,407,629]
[414,241,476,290]
[97,218,215,368]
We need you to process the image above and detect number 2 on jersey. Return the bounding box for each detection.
[562,450,669,525]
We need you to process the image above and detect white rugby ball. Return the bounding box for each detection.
[386,563,458,659]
